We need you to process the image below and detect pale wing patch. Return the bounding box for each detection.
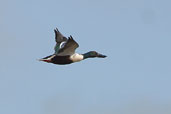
[70,53,83,62]
[59,41,67,48]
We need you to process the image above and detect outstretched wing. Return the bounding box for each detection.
[57,36,79,56]
[54,28,67,43]
[54,28,68,54]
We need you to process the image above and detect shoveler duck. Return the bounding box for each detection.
[39,28,107,65]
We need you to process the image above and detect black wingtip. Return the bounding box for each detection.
[54,28,57,33]
[54,28,59,33]
[68,35,73,40]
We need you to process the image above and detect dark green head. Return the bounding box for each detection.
[83,51,107,59]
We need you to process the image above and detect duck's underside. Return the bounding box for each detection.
[40,55,73,65]
[51,55,73,65]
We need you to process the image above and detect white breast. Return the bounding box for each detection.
[70,53,84,62]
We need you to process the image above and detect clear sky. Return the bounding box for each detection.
[1,0,171,114]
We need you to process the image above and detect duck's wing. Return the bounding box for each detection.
[54,28,68,54]
[54,28,67,43]
[57,36,79,56]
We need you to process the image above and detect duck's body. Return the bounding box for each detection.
[50,55,73,65]
[41,53,83,65]
[39,28,106,65]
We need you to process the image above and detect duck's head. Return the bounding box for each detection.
[83,51,107,59]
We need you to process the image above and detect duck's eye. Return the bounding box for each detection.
[60,41,66,48]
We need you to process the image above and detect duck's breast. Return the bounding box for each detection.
[69,53,84,62]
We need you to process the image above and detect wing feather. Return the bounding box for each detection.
[54,28,67,43]
[54,28,68,54]
[57,36,79,56]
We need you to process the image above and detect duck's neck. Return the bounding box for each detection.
[83,52,94,59]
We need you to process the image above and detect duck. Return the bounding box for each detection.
[39,28,107,65]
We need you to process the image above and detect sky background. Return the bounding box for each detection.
[1,0,171,114]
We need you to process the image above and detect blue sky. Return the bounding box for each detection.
[1,0,171,114]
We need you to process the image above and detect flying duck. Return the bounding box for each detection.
[39,28,107,65]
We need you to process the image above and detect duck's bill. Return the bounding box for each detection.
[97,53,107,58]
